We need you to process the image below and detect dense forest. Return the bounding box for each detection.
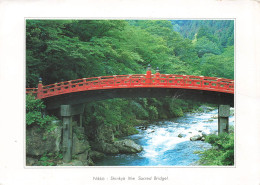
[26,20,234,87]
[26,20,234,165]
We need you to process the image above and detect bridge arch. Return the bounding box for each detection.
[26,69,234,109]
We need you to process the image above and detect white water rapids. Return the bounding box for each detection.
[96,108,234,166]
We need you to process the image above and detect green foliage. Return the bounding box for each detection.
[26,95,56,128]
[194,36,221,57]
[38,155,55,166]
[119,124,139,136]
[200,46,234,79]
[148,105,158,120]
[38,152,63,166]
[171,20,234,48]
[197,132,234,165]
[130,100,149,119]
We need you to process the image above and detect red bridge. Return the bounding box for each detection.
[26,68,234,163]
[26,70,234,100]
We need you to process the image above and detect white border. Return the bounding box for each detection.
[0,0,259,185]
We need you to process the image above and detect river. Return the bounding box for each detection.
[95,108,234,166]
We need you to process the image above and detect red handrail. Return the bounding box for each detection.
[26,72,234,99]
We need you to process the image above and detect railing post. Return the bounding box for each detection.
[182,75,187,86]
[129,75,132,86]
[68,81,71,92]
[83,78,86,90]
[60,81,63,93]
[54,83,58,95]
[113,76,116,86]
[200,76,204,87]
[146,64,152,85]
[98,77,101,88]
[155,67,160,85]
[37,77,43,99]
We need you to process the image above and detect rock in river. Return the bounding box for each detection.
[114,139,143,153]
[190,134,202,141]
[178,133,186,138]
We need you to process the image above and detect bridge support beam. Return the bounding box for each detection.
[60,104,85,163]
[79,114,83,127]
[218,105,230,134]
[61,105,73,163]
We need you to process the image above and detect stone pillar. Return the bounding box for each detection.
[61,105,73,163]
[218,105,230,134]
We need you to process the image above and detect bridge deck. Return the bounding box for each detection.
[26,73,234,99]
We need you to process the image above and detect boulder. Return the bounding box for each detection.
[114,139,143,153]
[201,137,205,141]
[149,130,155,134]
[178,133,185,138]
[87,158,95,166]
[190,134,202,141]
[90,139,143,154]
[76,151,89,162]
[89,150,105,161]
[26,124,62,156]
[72,160,84,166]
[211,114,218,119]
[94,141,119,154]
[26,157,38,166]
[72,134,90,155]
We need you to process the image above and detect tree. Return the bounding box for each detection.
[195,36,222,57]
[200,46,234,79]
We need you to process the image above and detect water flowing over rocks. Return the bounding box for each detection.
[95,107,235,166]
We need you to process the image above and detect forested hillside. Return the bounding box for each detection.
[26,20,234,87]
[171,20,234,47]
[26,19,234,139]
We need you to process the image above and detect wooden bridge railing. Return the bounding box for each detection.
[26,71,234,99]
